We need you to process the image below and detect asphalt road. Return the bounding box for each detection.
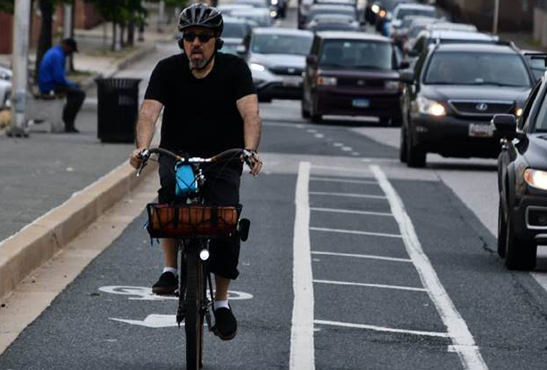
[3,8,547,370]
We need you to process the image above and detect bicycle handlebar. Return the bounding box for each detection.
[136,148,253,177]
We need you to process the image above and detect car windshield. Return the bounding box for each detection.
[223,22,248,39]
[220,43,240,55]
[425,52,530,87]
[425,52,531,87]
[319,40,393,70]
[251,34,313,55]
[308,7,356,20]
[396,8,436,20]
[312,14,354,23]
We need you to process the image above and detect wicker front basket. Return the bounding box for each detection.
[146,203,241,238]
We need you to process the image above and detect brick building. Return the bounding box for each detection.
[0,0,102,54]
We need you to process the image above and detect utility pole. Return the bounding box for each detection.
[158,0,165,33]
[8,0,32,138]
[64,2,73,73]
[493,0,500,34]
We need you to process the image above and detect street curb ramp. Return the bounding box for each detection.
[0,161,157,301]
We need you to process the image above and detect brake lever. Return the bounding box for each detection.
[242,149,254,171]
[136,149,150,177]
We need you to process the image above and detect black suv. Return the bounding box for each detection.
[400,42,535,167]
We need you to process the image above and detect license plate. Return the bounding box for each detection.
[352,98,370,108]
[282,76,302,87]
[468,123,494,138]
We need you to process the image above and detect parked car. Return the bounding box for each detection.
[231,8,274,27]
[402,16,437,52]
[496,71,547,270]
[302,32,406,124]
[306,14,361,32]
[391,14,435,50]
[299,4,357,29]
[0,65,11,110]
[244,28,314,102]
[388,3,436,37]
[522,51,547,82]
[400,42,534,167]
[216,4,253,16]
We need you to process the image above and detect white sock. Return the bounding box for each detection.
[214,300,229,310]
[163,267,177,276]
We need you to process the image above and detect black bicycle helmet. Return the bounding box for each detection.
[178,3,224,36]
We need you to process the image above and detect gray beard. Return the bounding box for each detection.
[189,57,208,70]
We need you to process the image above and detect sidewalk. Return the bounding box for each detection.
[0,17,174,301]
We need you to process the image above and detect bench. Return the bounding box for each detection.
[26,93,65,133]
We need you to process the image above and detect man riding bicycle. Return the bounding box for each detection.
[129,3,262,341]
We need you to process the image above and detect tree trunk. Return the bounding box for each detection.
[111,22,117,51]
[35,0,54,85]
[119,22,126,49]
[127,20,135,47]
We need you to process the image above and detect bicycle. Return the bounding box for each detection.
[136,147,252,370]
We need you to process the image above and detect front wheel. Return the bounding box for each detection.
[301,101,310,119]
[497,198,507,258]
[399,127,408,163]
[406,128,426,168]
[504,213,537,271]
[185,246,205,370]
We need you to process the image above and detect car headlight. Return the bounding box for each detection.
[417,96,446,116]
[272,0,279,5]
[524,169,547,191]
[317,76,337,86]
[385,80,401,90]
[251,63,266,72]
[515,108,523,117]
[371,4,380,13]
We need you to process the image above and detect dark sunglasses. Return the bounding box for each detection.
[183,33,215,43]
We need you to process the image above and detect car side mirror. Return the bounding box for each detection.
[236,45,247,55]
[306,55,318,66]
[492,114,518,140]
[399,70,415,84]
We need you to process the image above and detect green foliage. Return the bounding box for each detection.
[91,0,147,24]
[0,0,14,14]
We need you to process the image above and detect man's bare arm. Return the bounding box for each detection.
[237,94,263,176]
[129,99,163,169]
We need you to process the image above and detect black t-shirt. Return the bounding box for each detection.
[144,52,255,157]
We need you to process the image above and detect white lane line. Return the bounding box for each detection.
[310,207,392,217]
[341,146,353,151]
[313,279,427,292]
[307,129,317,133]
[311,251,412,263]
[290,162,315,370]
[312,165,372,174]
[370,165,488,370]
[314,133,324,138]
[309,177,378,185]
[314,320,449,338]
[332,142,344,147]
[310,227,402,239]
[309,191,386,200]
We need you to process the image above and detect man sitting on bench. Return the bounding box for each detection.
[38,38,86,133]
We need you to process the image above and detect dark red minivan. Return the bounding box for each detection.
[302,32,406,124]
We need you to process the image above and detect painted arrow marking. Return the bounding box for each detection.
[98,286,253,301]
[110,314,186,328]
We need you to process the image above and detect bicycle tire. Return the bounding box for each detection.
[185,242,205,370]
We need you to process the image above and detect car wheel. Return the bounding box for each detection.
[497,198,507,258]
[406,128,426,168]
[301,101,310,119]
[310,98,322,123]
[399,127,408,163]
[504,213,537,271]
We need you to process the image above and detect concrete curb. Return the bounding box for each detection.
[0,161,157,301]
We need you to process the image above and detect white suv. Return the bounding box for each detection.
[0,66,12,110]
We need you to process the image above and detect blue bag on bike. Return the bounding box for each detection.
[175,163,198,198]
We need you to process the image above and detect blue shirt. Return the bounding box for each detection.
[38,45,77,93]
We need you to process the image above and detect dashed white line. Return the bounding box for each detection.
[314,320,450,338]
[309,177,378,185]
[312,165,371,174]
[307,129,317,133]
[310,207,392,217]
[314,133,324,138]
[309,191,385,199]
[311,251,412,263]
[313,279,427,292]
[310,227,402,239]
[290,162,315,370]
[332,142,344,147]
[370,165,488,370]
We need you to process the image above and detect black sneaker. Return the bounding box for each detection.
[213,306,237,341]
[152,271,178,295]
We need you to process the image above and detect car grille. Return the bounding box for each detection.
[269,67,303,76]
[337,79,385,88]
[449,100,515,117]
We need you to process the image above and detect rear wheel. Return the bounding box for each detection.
[504,213,537,271]
[310,97,322,123]
[185,245,205,370]
[399,127,408,163]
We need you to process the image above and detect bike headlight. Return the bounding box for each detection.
[251,63,266,72]
[371,4,380,13]
[385,80,401,90]
[199,248,210,261]
[417,96,446,116]
[524,169,547,191]
[317,76,337,86]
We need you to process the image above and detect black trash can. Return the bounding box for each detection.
[95,78,141,143]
